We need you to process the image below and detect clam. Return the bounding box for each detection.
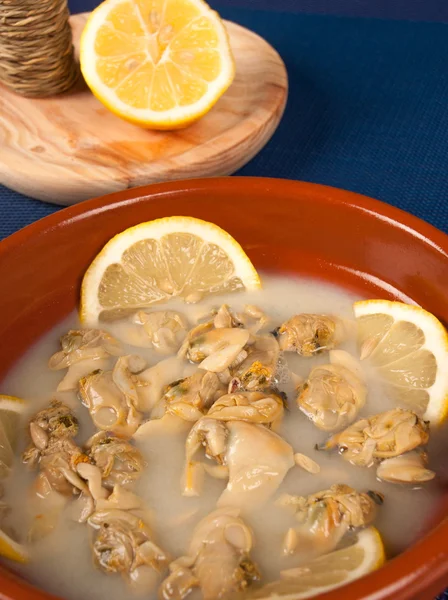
[88,507,168,592]
[376,451,435,484]
[296,363,366,431]
[79,356,144,437]
[209,303,269,334]
[207,390,285,429]
[136,310,189,353]
[183,417,294,508]
[159,508,260,600]
[280,484,383,556]
[275,314,349,356]
[324,408,430,467]
[184,327,250,371]
[231,334,280,392]
[86,431,145,488]
[49,330,123,369]
[23,401,94,529]
[161,370,226,422]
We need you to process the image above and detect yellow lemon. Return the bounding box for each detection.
[0,528,28,564]
[80,0,235,128]
[0,395,26,479]
[0,395,28,563]
[252,527,385,599]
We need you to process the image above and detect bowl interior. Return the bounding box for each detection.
[0,177,447,600]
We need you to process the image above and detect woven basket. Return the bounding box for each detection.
[0,0,79,97]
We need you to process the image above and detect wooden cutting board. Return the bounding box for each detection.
[0,13,287,205]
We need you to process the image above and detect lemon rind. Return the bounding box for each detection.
[0,530,29,563]
[0,395,26,414]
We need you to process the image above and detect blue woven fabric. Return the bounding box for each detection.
[70,0,448,23]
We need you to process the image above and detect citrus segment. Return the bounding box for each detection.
[252,528,385,599]
[354,300,448,424]
[0,529,28,563]
[0,395,28,563]
[0,395,26,480]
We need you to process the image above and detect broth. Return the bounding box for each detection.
[0,274,443,600]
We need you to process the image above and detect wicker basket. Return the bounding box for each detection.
[0,0,79,97]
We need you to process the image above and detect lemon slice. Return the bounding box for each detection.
[80,0,235,128]
[354,300,448,424]
[0,395,26,479]
[252,527,385,599]
[0,396,28,563]
[0,528,28,563]
[80,216,261,324]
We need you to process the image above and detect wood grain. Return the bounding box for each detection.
[0,13,287,205]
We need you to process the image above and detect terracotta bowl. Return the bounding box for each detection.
[0,177,447,600]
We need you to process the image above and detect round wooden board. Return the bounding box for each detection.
[0,13,287,206]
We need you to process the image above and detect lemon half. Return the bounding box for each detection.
[80,0,235,128]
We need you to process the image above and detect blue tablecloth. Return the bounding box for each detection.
[0,2,448,596]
